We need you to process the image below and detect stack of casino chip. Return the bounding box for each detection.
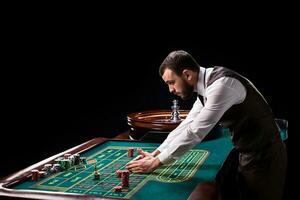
[68,155,75,166]
[93,164,100,180]
[49,153,86,173]
[31,169,40,181]
[74,153,81,165]
[38,171,47,178]
[31,169,48,181]
[55,157,63,163]
[116,170,123,178]
[59,159,72,171]
[50,163,61,173]
[121,170,130,187]
[64,153,71,159]
[42,164,52,172]
[94,171,100,180]
[127,148,134,157]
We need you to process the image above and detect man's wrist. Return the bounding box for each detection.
[151,150,161,157]
[153,157,162,168]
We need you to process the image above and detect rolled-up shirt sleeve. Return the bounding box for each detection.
[158,77,246,164]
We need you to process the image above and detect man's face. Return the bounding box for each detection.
[162,68,194,100]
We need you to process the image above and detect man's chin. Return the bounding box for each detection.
[181,94,193,100]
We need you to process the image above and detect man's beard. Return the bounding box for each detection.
[179,79,194,100]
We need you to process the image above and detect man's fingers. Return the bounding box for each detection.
[129,166,146,173]
[137,148,148,157]
[132,155,143,161]
[132,169,144,173]
[129,167,141,173]
[126,161,140,169]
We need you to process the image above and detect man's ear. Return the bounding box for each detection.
[182,69,192,81]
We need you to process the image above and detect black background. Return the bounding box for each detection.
[1,15,290,180]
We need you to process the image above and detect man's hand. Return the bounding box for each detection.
[131,148,160,161]
[131,148,152,161]
[126,148,162,173]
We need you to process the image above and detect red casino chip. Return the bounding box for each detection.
[31,169,40,181]
[113,185,122,192]
[121,170,130,187]
[127,148,134,157]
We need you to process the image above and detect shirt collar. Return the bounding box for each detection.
[195,67,206,96]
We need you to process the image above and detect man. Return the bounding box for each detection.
[126,50,287,200]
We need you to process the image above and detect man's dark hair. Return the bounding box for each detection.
[159,50,200,76]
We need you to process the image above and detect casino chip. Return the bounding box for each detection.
[31,169,40,181]
[113,185,122,192]
[121,170,130,187]
[94,171,100,180]
[128,147,134,157]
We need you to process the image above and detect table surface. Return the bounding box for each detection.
[0,127,287,200]
[0,129,234,200]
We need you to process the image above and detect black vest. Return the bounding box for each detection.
[204,66,280,152]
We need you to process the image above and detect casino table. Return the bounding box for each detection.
[0,115,288,200]
[0,129,236,200]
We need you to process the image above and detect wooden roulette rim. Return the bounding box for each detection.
[127,109,189,132]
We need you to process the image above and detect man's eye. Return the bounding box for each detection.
[166,81,175,86]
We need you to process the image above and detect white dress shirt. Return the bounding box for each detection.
[157,67,247,164]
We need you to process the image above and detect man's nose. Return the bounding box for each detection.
[169,86,175,93]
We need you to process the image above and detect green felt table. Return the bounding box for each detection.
[0,128,287,200]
